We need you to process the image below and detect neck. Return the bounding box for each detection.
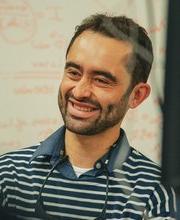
[65,125,121,168]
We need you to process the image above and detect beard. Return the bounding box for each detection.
[58,88,130,136]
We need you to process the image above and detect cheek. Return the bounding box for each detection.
[96,91,121,106]
[60,79,73,96]
[100,92,129,112]
[58,82,67,105]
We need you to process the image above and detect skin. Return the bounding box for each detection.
[58,30,151,168]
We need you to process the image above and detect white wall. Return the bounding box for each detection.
[0,0,168,163]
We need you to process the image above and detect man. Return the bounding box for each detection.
[0,14,177,219]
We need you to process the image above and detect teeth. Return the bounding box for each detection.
[73,104,93,112]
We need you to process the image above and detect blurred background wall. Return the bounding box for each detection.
[0,0,168,163]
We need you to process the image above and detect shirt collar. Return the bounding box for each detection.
[108,129,131,171]
[29,126,131,172]
[29,126,66,164]
[93,129,131,173]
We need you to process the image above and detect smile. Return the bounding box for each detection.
[72,103,96,112]
[67,99,100,119]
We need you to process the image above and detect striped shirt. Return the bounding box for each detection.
[0,126,176,219]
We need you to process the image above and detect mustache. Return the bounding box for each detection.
[65,91,101,109]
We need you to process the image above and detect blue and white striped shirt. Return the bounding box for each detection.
[0,126,176,219]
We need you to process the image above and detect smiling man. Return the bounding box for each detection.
[0,14,177,219]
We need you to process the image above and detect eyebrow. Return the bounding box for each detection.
[93,70,118,83]
[65,61,81,70]
[65,61,117,83]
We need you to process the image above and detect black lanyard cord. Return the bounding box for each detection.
[35,156,68,220]
[95,164,109,220]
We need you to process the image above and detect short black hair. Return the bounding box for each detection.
[66,13,153,89]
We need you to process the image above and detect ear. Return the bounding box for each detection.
[128,83,151,109]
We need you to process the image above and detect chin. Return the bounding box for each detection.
[64,116,98,135]
[65,124,95,136]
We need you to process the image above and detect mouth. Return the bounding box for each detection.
[67,98,100,119]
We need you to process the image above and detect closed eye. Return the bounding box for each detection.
[66,69,81,80]
[94,77,109,84]
[93,76,115,88]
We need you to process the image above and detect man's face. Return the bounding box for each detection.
[58,31,133,135]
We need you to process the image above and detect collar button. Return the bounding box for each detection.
[96,162,102,169]
[60,150,64,156]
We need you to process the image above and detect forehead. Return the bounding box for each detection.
[69,30,132,55]
[67,31,133,71]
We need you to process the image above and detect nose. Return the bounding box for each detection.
[72,77,92,99]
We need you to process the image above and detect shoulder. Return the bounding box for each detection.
[114,147,176,217]
[113,146,162,187]
[0,144,42,194]
[0,144,40,167]
[127,147,161,168]
[125,147,161,174]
